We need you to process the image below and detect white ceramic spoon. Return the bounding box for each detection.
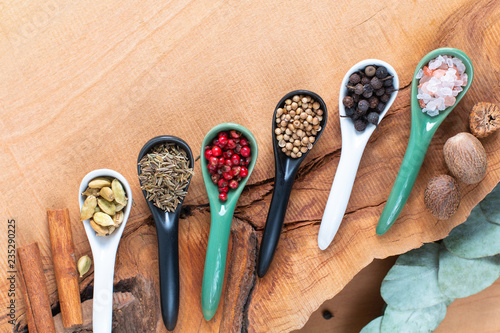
[317,59,399,251]
[79,169,133,333]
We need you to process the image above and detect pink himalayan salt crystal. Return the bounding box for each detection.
[444,96,456,107]
[417,55,467,117]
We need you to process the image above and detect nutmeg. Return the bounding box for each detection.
[424,175,461,220]
[443,132,487,184]
[469,102,500,138]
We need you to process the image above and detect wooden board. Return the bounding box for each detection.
[1,0,500,331]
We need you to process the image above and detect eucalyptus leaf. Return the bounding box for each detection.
[479,182,500,225]
[382,243,447,310]
[438,248,500,299]
[360,316,382,333]
[380,303,446,333]
[444,205,500,259]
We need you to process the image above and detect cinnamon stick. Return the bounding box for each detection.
[47,208,83,327]
[18,242,56,333]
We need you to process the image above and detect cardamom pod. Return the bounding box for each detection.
[88,177,112,189]
[90,219,110,235]
[114,201,125,212]
[94,206,101,213]
[77,255,92,277]
[108,226,116,234]
[99,186,115,202]
[80,195,97,221]
[97,198,116,216]
[112,179,127,206]
[113,211,124,226]
[82,187,100,196]
[93,212,115,227]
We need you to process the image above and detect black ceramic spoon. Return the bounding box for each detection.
[257,90,328,278]
[137,136,194,331]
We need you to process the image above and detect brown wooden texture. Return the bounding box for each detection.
[18,242,56,333]
[47,209,83,327]
[1,0,500,332]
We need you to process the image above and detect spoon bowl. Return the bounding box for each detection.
[318,60,399,250]
[201,123,258,321]
[137,136,194,331]
[257,90,327,277]
[377,48,474,235]
[79,169,133,333]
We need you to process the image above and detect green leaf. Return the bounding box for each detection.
[381,243,447,310]
[438,248,500,299]
[479,182,500,225]
[380,303,447,333]
[360,316,382,333]
[443,205,500,259]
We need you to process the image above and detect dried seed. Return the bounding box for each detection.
[80,195,97,221]
[93,212,115,227]
[113,211,124,226]
[138,143,194,212]
[82,187,100,197]
[112,179,127,206]
[90,219,110,235]
[77,255,92,277]
[99,187,115,202]
[97,198,116,216]
[114,201,125,212]
[88,177,111,189]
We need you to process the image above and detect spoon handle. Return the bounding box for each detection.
[377,130,433,235]
[318,146,364,250]
[201,205,235,321]
[92,252,116,333]
[156,220,180,331]
[257,174,296,277]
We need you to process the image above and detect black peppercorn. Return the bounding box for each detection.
[322,310,334,320]
[363,84,373,94]
[365,66,376,77]
[354,83,364,95]
[358,99,369,113]
[367,112,379,125]
[345,106,355,117]
[385,86,396,94]
[352,93,360,103]
[380,94,390,103]
[349,73,361,84]
[361,77,370,85]
[369,96,379,109]
[363,90,373,98]
[375,88,385,96]
[376,102,386,113]
[370,77,383,90]
[343,96,354,108]
[384,78,393,87]
[376,66,388,78]
[354,119,367,131]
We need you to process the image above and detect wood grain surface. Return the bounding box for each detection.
[1,0,500,332]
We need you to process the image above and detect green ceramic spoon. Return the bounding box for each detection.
[200,123,258,321]
[376,48,474,235]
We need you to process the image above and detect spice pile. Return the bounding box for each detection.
[204,130,251,201]
[274,94,324,158]
[138,143,194,212]
[80,177,128,236]
[342,65,396,132]
[416,55,467,116]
